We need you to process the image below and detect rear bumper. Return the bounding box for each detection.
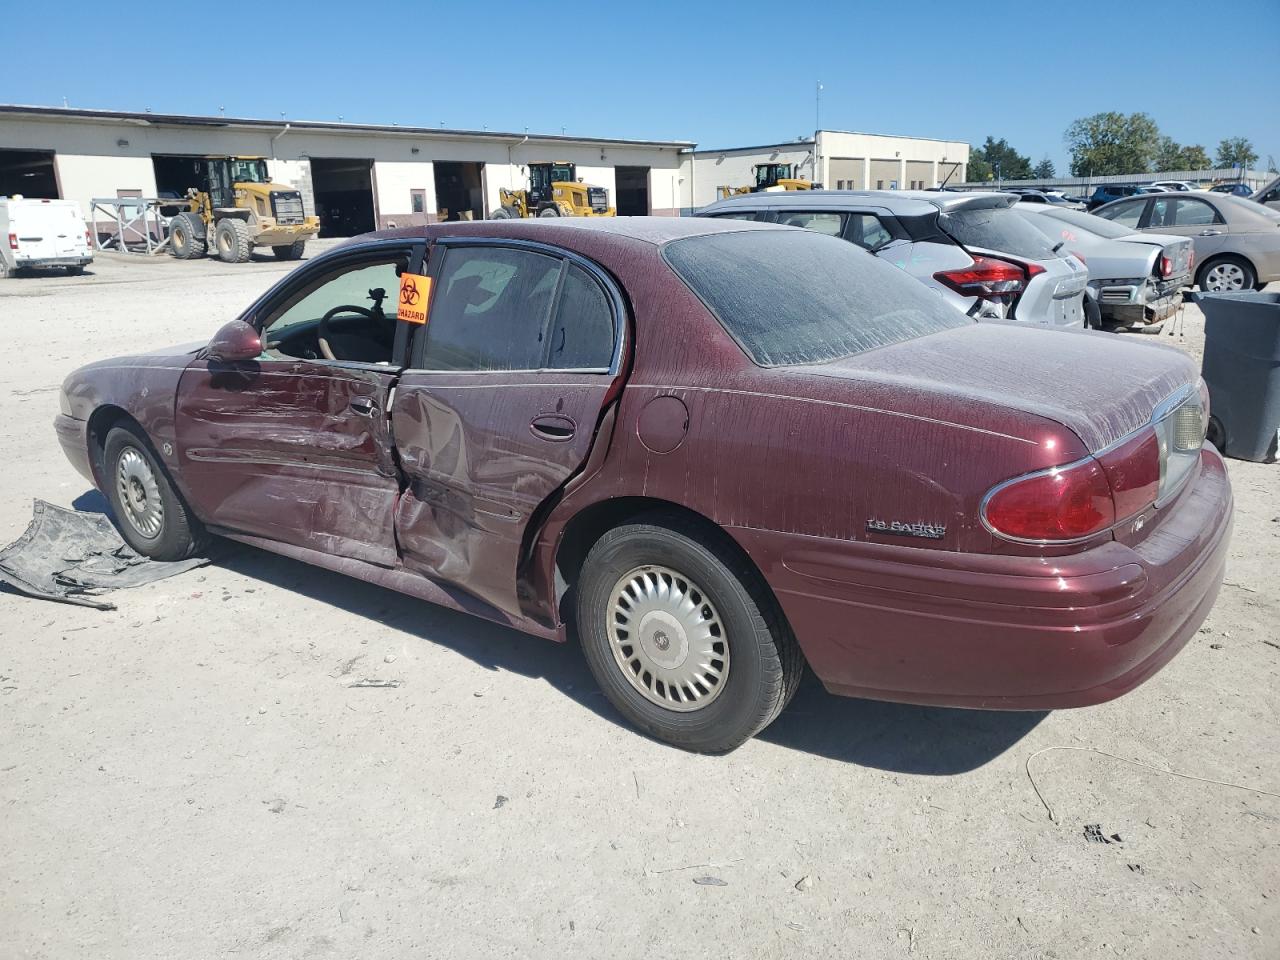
[15,256,92,268]
[54,414,95,484]
[731,447,1232,710]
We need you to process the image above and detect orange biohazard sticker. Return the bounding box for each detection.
[397,272,431,324]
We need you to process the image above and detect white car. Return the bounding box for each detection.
[1151,180,1199,193]
[0,197,93,277]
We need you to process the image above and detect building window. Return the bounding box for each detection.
[876,180,884,190]
[411,189,426,214]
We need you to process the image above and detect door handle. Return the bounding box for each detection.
[530,414,575,442]
[1198,229,1223,236]
[349,396,379,417]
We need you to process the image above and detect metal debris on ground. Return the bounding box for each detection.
[493,795,508,810]
[692,876,728,886]
[347,678,403,689]
[0,500,209,609]
[1083,824,1123,844]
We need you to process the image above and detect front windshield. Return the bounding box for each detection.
[1038,207,1135,239]
[229,159,269,183]
[550,165,574,183]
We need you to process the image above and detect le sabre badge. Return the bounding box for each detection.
[397,272,432,325]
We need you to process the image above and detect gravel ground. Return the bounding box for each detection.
[1,251,1277,960]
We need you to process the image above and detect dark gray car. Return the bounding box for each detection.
[697,191,1087,327]
[1093,191,1280,291]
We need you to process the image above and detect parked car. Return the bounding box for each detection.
[1253,175,1280,211]
[697,190,1087,327]
[1008,189,1085,210]
[0,196,93,278]
[1016,205,1193,332]
[1208,182,1255,198]
[1086,184,1149,210]
[55,218,1232,751]
[1093,191,1280,291]
[1150,181,1198,192]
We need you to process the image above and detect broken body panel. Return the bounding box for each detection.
[56,218,1232,710]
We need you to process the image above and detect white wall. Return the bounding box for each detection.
[684,144,817,211]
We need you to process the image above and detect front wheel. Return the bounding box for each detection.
[489,207,513,219]
[102,424,205,560]
[272,240,306,260]
[1197,256,1256,293]
[575,515,803,752]
[538,206,560,217]
[214,218,252,263]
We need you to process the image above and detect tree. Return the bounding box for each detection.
[1064,111,1161,177]
[1177,144,1211,171]
[1032,156,1056,179]
[967,157,994,182]
[972,136,1033,181]
[1154,136,1184,172]
[1216,137,1258,170]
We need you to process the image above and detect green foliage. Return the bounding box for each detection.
[1032,156,1055,179]
[1215,137,1258,170]
[1064,112,1160,176]
[971,136,1032,181]
[967,157,994,182]
[1177,144,1211,170]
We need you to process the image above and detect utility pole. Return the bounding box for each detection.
[815,81,823,133]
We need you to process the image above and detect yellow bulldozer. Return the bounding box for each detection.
[490,162,615,218]
[167,157,320,263]
[716,162,819,200]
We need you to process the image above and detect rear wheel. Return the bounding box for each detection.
[575,514,803,752]
[489,207,513,219]
[1083,296,1103,330]
[1197,256,1255,293]
[102,424,205,560]
[214,218,252,263]
[169,213,207,259]
[1206,415,1226,454]
[538,206,560,217]
[272,240,306,260]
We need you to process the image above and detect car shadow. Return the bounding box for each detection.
[49,495,1045,772]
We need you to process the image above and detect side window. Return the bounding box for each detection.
[710,211,761,222]
[261,255,407,364]
[774,211,846,236]
[419,247,562,371]
[547,264,615,369]
[848,213,893,251]
[1148,198,1173,228]
[1171,198,1220,226]
[1098,199,1144,229]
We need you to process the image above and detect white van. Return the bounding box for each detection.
[0,196,93,278]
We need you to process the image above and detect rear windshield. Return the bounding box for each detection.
[938,206,1059,260]
[1039,207,1135,239]
[663,229,970,367]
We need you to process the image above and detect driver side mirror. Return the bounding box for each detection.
[207,319,262,363]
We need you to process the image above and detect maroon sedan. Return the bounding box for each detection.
[55,218,1232,751]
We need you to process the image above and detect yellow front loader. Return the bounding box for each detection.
[167,157,320,263]
[716,163,819,200]
[491,162,615,218]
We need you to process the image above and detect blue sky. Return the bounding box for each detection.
[6,0,1279,171]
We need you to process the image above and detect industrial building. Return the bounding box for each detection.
[0,104,971,230]
[683,130,969,209]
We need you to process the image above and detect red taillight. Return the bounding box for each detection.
[84,229,92,247]
[6,233,15,250]
[1097,429,1161,519]
[982,459,1115,542]
[1159,255,1174,278]
[934,256,1032,298]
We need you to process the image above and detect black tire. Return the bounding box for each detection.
[0,258,10,279]
[1196,255,1256,293]
[1206,415,1226,454]
[575,513,803,752]
[214,218,252,263]
[1083,296,1103,331]
[102,424,205,561]
[169,213,207,260]
[538,206,560,217]
[489,207,513,219]
[65,265,84,276]
[272,240,306,260]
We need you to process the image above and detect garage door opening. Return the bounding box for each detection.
[310,157,375,237]
[433,162,485,221]
[615,166,650,216]
[0,149,59,199]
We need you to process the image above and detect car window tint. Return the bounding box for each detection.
[938,206,1057,259]
[664,229,970,367]
[1098,200,1144,229]
[547,264,614,369]
[419,247,562,371]
[848,213,893,250]
[774,211,846,236]
[1171,198,1219,226]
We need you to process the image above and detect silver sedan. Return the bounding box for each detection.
[1093,191,1280,291]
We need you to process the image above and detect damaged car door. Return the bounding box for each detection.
[391,238,624,616]
[173,242,424,566]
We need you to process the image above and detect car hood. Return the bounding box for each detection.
[787,323,1198,454]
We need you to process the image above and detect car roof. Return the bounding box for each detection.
[356,215,788,249]
[698,189,1015,216]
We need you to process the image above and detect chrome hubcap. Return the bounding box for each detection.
[115,447,164,539]
[1205,263,1245,291]
[607,565,729,712]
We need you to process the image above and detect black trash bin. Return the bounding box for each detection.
[1194,290,1280,462]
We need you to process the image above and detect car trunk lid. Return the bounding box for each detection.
[788,323,1199,454]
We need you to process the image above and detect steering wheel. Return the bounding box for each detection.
[317,304,377,362]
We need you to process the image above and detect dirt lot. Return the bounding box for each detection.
[1,250,1277,960]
